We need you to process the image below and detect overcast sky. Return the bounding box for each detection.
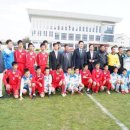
[0,0,130,41]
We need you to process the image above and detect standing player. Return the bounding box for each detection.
[20,68,33,100]
[3,62,21,98]
[44,67,55,97]
[26,43,37,75]
[120,69,129,94]
[80,64,92,93]
[32,66,44,98]
[14,40,26,75]
[92,63,103,93]
[73,67,84,95]
[111,67,121,93]
[51,65,66,97]
[64,67,75,94]
[37,43,48,74]
[102,64,112,94]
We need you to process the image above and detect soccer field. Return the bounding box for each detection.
[0,93,129,130]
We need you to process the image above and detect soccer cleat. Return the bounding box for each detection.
[107,90,111,95]
[61,93,66,97]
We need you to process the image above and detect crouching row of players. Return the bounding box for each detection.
[3,62,130,100]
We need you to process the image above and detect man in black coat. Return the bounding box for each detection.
[49,43,62,70]
[117,46,125,74]
[72,41,87,70]
[86,44,98,72]
[97,45,108,69]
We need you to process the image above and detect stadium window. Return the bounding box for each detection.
[79,27,81,31]
[68,33,74,41]
[49,31,53,37]
[65,26,67,31]
[75,34,81,41]
[89,27,92,32]
[55,33,60,40]
[61,26,64,30]
[72,27,74,31]
[96,26,98,33]
[89,35,94,41]
[82,27,85,32]
[86,27,88,32]
[61,33,67,40]
[99,26,101,33]
[96,35,100,41]
[57,26,60,30]
[93,27,95,32]
[82,34,88,41]
[103,35,114,42]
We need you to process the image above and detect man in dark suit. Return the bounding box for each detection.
[49,43,62,70]
[86,44,98,72]
[117,46,125,74]
[61,44,73,72]
[72,41,87,70]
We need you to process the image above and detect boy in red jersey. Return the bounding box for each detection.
[80,64,93,93]
[102,64,112,94]
[32,66,44,98]
[3,62,21,98]
[14,40,26,75]
[25,43,37,75]
[51,65,66,97]
[37,43,48,74]
[92,63,103,93]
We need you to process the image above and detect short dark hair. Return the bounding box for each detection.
[53,43,58,47]
[36,66,41,71]
[40,43,46,47]
[103,64,108,67]
[78,40,84,44]
[0,41,2,44]
[122,68,127,72]
[126,49,130,52]
[44,67,50,71]
[95,62,100,65]
[28,43,34,48]
[24,68,30,74]
[118,46,123,50]
[57,41,61,45]
[74,67,79,71]
[67,66,72,70]
[83,63,88,68]
[12,61,17,66]
[113,66,118,70]
[64,44,69,47]
[111,46,116,50]
[42,40,48,44]
[56,65,62,70]
[6,39,12,44]
[99,45,105,48]
[89,44,93,48]
[17,40,23,45]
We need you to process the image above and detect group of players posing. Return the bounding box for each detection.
[3,60,130,100]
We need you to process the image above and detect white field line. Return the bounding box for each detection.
[86,94,129,130]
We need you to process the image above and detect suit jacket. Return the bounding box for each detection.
[86,51,98,72]
[72,48,87,69]
[49,51,62,70]
[61,51,73,72]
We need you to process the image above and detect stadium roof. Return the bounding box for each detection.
[27,8,122,23]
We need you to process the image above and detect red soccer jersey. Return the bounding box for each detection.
[3,70,21,86]
[32,73,44,88]
[14,49,26,64]
[102,70,111,81]
[92,69,103,82]
[80,70,92,83]
[51,70,64,85]
[26,51,36,68]
[37,52,48,66]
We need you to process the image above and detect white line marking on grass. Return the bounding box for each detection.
[86,94,129,130]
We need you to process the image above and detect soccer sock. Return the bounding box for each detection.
[29,87,32,96]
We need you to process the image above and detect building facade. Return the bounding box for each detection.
[27,9,122,50]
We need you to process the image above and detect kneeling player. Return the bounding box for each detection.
[102,64,112,94]
[64,67,74,94]
[51,65,66,97]
[80,64,92,93]
[73,67,84,95]
[20,68,33,100]
[120,68,129,94]
[3,62,21,98]
[92,63,103,93]
[32,66,44,98]
[111,67,121,93]
[44,67,55,97]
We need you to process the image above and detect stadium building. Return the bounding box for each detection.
[27,9,122,50]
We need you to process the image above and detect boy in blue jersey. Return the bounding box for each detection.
[3,39,14,70]
[44,67,55,97]
[111,67,121,93]
[120,68,129,94]
[20,69,33,100]
[73,67,84,95]
[64,67,75,94]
